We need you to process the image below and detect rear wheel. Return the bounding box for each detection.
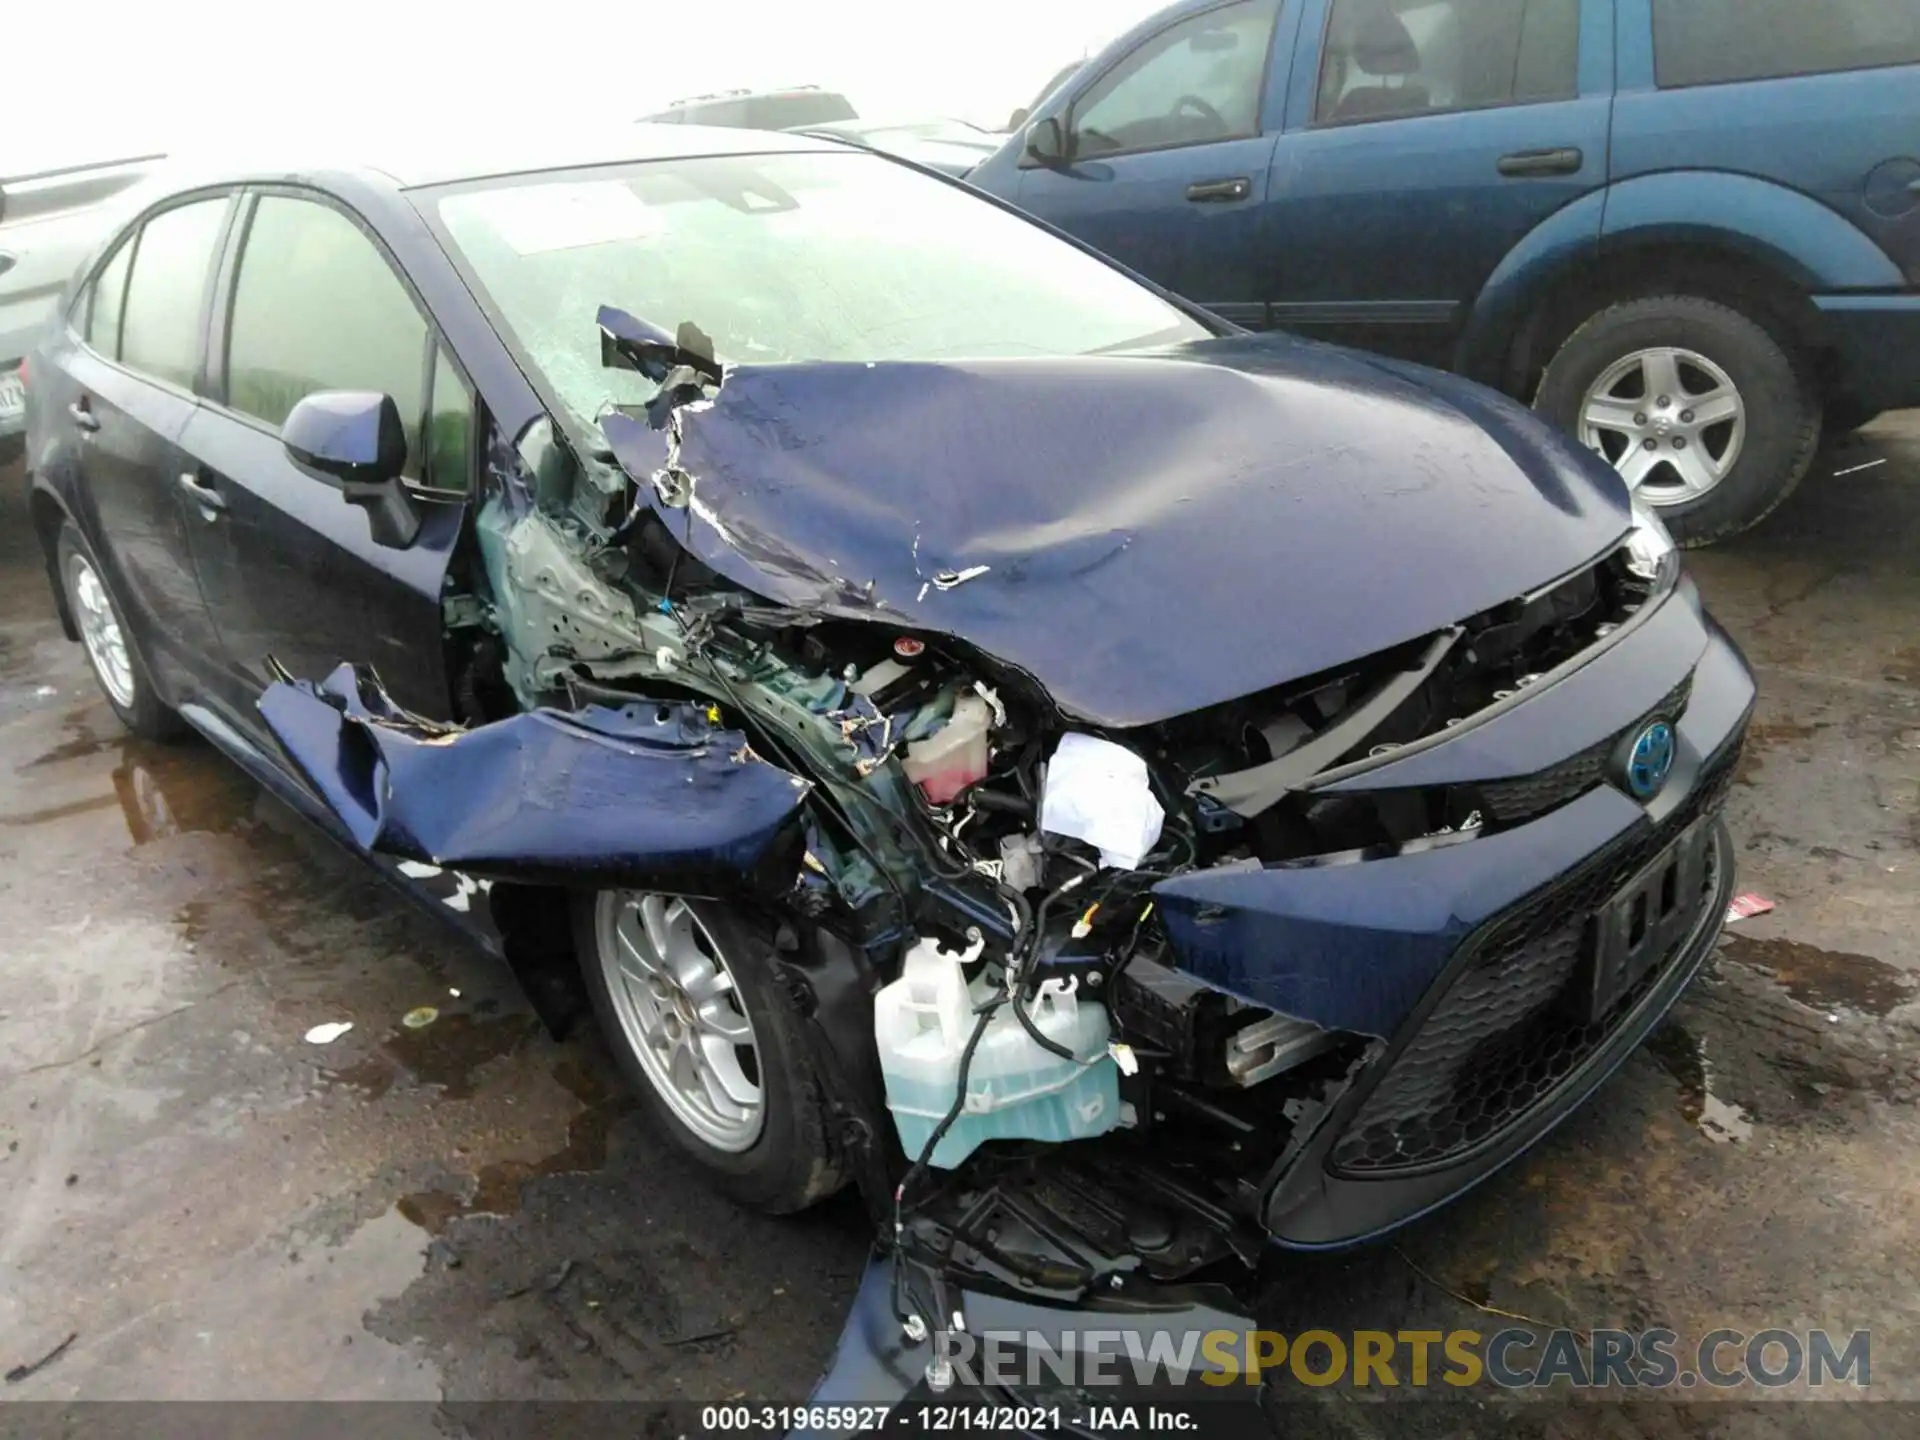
[56,522,185,741]
[574,890,844,1213]
[1533,295,1821,546]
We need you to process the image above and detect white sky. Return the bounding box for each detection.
[7,0,1163,175]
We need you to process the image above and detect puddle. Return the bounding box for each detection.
[17,706,122,769]
[1720,934,1915,1017]
[397,1056,633,1234]
[0,745,254,845]
[1646,1023,1755,1144]
[327,1012,540,1102]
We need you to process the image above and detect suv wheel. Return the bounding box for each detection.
[1533,295,1821,546]
[574,890,844,1213]
[56,522,185,741]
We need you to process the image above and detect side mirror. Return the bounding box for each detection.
[282,391,420,550]
[1023,116,1069,168]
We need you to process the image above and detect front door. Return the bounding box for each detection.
[1264,0,1613,366]
[175,190,477,740]
[64,196,235,696]
[1016,0,1287,325]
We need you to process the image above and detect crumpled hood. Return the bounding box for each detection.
[605,334,1631,727]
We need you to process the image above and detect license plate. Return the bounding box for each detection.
[1588,815,1713,1020]
[0,372,22,424]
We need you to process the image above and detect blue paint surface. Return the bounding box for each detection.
[606,332,1628,728]
[258,663,810,886]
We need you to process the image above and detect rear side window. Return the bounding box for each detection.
[225,195,429,477]
[118,198,229,389]
[1316,0,1581,125]
[1653,0,1920,88]
[85,238,135,358]
[1071,0,1281,157]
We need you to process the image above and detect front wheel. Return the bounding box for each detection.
[1533,295,1822,547]
[573,891,845,1213]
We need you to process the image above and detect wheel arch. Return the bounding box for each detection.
[1460,172,1904,404]
[29,482,80,641]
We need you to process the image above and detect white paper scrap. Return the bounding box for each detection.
[1039,733,1166,870]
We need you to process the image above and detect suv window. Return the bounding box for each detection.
[1315,0,1580,125]
[1071,0,1280,158]
[85,237,135,358]
[1653,0,1920,89]
[226,195,431,477]
[118,198,229,389]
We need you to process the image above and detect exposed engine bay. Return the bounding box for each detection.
[261,309,1693,1338]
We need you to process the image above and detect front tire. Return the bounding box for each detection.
[574,891,844,1213]
[1533,295,1821,547]
[56,522,185,741]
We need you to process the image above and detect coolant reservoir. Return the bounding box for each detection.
[874,936,1119,1169]
[901,692,992,804]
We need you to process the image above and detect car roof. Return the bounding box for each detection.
[141,123,844,197]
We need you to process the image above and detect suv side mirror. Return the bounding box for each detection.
[1024,116,1069,168]
[282,391,420,549]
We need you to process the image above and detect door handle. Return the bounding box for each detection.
[177,470,227,515]
[67,400,100,433]
[1187,176,1252,203]
[1497,147,1584,178]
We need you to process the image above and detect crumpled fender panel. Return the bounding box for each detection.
[257,662,811,887]
[603,334,1629,727]
[1150,787,1642,1039]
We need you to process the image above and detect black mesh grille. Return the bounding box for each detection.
[1476,675,1694,824]
[1328,746,1738,1176]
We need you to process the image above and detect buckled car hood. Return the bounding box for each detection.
[604,332,1633,727]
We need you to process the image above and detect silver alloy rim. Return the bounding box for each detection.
[1578,347,1747,505]
[67,553,137,707]
[594,892,764,1152]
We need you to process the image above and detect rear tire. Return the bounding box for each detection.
[1533,295,1821,547]
[573,891,845,1214]
[55,522,186,742]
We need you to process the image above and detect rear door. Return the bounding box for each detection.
[58,195,235,694]
[176,189,477,737]
[1613,0,1920,281]
[1263,0,1613,366]
[1015,0,1289,326]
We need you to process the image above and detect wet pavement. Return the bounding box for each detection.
[3,419,1919,1427]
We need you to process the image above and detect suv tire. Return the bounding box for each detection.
[574,890,845,1214]
[1534,295,1821,546]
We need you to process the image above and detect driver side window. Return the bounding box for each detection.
[1070,0,1280,159]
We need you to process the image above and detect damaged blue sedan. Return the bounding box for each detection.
[23,127,1750,1387]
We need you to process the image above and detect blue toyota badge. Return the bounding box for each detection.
[1625,721,1676,801]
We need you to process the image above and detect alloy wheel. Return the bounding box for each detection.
[67,552,137,708]
[1578,347,1747,506]
[593,892,764,1152]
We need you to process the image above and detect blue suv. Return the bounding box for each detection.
[969,0,1920,544]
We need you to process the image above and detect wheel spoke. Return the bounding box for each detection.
[614,921,666,986]
[1669,442,1721,495]
[1616,444,1662,492]
[1639,349,1683,404]
[1582,396,1642,434]
[639,894,673,956]
[696,1033,759,1110]
[696,996,751,1044]
[1689,391,1741,428]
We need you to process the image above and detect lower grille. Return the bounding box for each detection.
[1328,747,1738,1176]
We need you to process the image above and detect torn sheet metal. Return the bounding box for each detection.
[258,663,810,887]
[602,338,1629,727]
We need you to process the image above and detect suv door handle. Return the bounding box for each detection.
[1187,177,1252,203]
[178,469,227,515]
[1497,147,1584,178]
[67,400,101,433]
